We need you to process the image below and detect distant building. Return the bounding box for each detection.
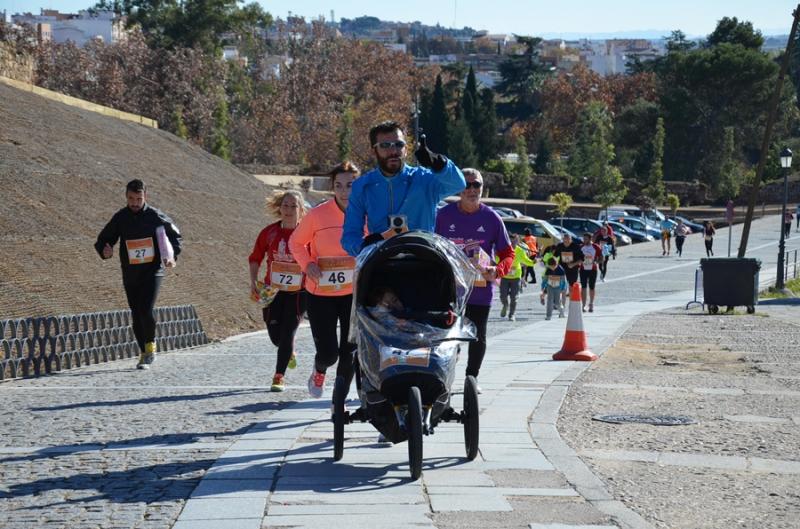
[11,9,126,46]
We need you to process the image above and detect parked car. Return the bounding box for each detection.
[599,205,676,230]
[605,220,654,243]
[611,216,662,239]
[668,215,703,233]
[549,217,605,237]
[552,225,579,241]
[493,206,527,218]
[502,217,563,252]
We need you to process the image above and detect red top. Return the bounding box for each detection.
[249,221,302,287]
[580,243,603,271]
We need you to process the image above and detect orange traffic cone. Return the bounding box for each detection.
[553,283,597,361]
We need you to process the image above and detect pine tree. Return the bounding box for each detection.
[211,95,231,161]
[534,135,552,174]
[509,136,532,199]
[717,127,745,200]
[643,117,666,204]
[426,74,449,153]
[337,96,355,160]
[448,118,478,168]
[474,88,498,165]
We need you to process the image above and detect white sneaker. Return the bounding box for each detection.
[476,385,483,394]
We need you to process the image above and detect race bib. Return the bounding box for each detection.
[126,237,155,265]
[561,252,573,264]
[583,257,594,270]
[704,235,712,241]
[270,261,302,292]
[317,256,355,292]
[548,276,561,288]
[379,345,431,371]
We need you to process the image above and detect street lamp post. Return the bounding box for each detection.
[777,147,792,289]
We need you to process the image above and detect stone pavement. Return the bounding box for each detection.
[0,214,796,529]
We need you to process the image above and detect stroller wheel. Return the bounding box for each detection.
[463,375,480,460]
[407,386,423,480]
[333,376,347,461]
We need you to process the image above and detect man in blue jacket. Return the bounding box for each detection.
[341,120,466,256]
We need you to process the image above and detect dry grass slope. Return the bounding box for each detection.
[0,83,277,339]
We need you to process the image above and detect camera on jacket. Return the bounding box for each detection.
[382,214,409,239]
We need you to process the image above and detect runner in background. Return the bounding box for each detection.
[249,190,308,392]
[95,179,182,370]
[435,168,514,389]
[522,228,538,284]
[592,222,615,281]
[289,162,361,400]
[546,233,582,307]
[674,219,691,257]
[499,233,535,321]
[579,232,602,313]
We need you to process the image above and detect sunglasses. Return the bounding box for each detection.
[464,181,483,189]
[374,140,406,150]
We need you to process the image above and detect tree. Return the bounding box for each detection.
[474,88,499,165]
[172,105,189,139]
[534,135,552,174]
[569,101,615,188]
[462,65,479,132]
[447,118,478,168]
[717,126,747,200]
[612,98,659,180]
[101,0,273,53]
[706,17,764,50]
[643,117,666,204]
[211,94,231,160]
[548,192,573,225]
[665,30,696,53]
[425,74,450,154]
[496,36,548,120]
[337,96,355,160]
[666,193,680,216]
[509,136,532,199]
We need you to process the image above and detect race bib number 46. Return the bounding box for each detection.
[270,261,302,292]
[317,256,355,292]
[126,237,155,265]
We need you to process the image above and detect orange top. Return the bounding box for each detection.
[288,198,356,296]
[523,234,538,257]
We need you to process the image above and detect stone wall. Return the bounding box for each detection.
[0,42,34,83]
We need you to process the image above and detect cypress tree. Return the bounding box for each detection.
[426,74,449,153]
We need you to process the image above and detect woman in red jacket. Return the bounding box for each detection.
[289,161,361,398]
[249,190,308,392]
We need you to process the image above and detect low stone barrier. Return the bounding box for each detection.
[0,305,209,380]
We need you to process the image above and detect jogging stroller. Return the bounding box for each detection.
[332,231,480,480]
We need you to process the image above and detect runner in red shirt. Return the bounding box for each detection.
[579,232,603,313]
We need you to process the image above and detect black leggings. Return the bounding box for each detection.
[524,265,536,283]
[580,268,598,290]
[599,256,609,277]
[123,275,162,353]
[704,238,714,257]
[675,236,686,254]
[465,304,490,378]
[307,293,356,385]
[263,290,307,374]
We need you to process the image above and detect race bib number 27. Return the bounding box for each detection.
[126,237,155,265]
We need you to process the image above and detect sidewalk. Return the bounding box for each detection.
[170,292,691,529]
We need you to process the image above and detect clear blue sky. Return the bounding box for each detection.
[1,0,795,37]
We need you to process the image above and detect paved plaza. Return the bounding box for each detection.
[1,215,798,528]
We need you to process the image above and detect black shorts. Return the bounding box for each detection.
[580,268,598,290]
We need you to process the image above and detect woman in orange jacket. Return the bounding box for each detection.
[289,161,361,398]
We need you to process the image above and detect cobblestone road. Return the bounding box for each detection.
[0,215,794,528]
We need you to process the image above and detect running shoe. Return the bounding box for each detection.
[287,352,297,370]
[144,342,156,366]
[500,305,507,318]
[271,373,285,392]
[508,314,516,322]
[307,370,325,398]
[588,304,594,312]
[136,352,148,370]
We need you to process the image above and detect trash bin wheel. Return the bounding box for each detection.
[332,375,347,461]
[463,375,480,460]
[407,386,423,480]
[709,305,719,314]
[747,306,755,314]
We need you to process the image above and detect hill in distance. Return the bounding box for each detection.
[0,82,283,339]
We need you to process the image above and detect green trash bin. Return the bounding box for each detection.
[700,258,761,314]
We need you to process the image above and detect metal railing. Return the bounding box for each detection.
[0,305,209,381]
[782,247,799,283]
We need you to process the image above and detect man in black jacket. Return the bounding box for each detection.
[95,179,182,369]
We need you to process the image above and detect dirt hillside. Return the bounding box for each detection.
[0,82,288,339]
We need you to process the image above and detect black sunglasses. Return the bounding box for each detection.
[465,181,483,189]
[374,140,406,149]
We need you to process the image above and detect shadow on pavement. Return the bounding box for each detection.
[29,389,269,412]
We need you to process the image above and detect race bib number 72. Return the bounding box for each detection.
[270,261,302,292]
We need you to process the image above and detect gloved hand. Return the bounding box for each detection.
[361,233,384,250]
[415,134,448,172]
